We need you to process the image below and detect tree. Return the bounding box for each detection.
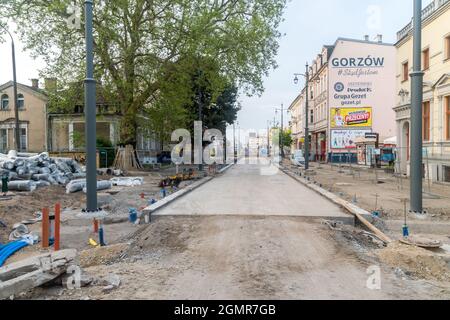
[2,0,286,145]
[281,129,293,148]
[184,57,240,134]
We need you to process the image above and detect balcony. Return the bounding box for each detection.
[397,0,449,42]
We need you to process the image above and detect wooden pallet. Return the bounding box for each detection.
[113,145,142,171]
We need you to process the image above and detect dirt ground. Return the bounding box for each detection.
[0,165,203,249]
[282,161,450,241]
[23,216,450,300]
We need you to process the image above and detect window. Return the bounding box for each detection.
[423,101,430,141]
[0,129,7,152]
[446,96,450,140]
[402,61,409,82]
[19,128,27,151]
[445,36,450,60]
[1,94,9,110]
[422,48,430,70]
[18,94,25,109]
[310,110,314,124]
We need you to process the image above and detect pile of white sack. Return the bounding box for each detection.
[0,150,86,192]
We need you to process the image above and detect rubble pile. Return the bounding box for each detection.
[0,150,85,191]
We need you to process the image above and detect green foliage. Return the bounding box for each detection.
[3,0,286,144]
[281,129,293,148]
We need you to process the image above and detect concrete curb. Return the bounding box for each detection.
[141,163,235,221]
[279,166,369,217]
[279,165,393,243]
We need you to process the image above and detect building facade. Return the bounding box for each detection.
[394,0,450,182]
[0,79,161,161]
[288,87,306,151]
[289,37,396,163]
[309,46,334,162]
[0,80,48,153]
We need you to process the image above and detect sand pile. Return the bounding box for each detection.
[80,243,130,268]
[378,241,450,281]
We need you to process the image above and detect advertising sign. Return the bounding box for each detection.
[331,107,372,128]
[331,130,372,150]
[328,39,396,153]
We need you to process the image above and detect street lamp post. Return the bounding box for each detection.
[275,104,286,158]
[84,0,98,212]
[0,25,20,151]
[410,0,424,213]
[293,63,310,170]
[233,122,237,164]
[267,120,270,157]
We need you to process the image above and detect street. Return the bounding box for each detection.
[155,161,352,223]
[39,162,447,300]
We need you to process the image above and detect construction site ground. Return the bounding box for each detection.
[281,161,450,246]
[9,162,450,300]
[0,165,202,262]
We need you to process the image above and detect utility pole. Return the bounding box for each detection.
[304,63,310,170]
[198,91,203,172]
[280,104,284,158]
[84,0,97,212]
[0,25,20,151]
[233,122,237,164]
[267,120,270,157]
[410,0,424,213]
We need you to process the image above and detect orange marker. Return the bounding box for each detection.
[54,203,61,251]
[42,207,50,248]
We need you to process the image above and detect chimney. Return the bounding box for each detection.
[44,78,57,92]
[364,35,370,41]
[31,79,39,89]
[377,34,383,43]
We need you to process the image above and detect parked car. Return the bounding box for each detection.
[157,151,172,164]
[290,150,305,167]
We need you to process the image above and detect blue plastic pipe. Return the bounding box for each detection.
[0,241,28,267]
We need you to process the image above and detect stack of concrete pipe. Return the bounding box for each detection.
[0,150,86,192]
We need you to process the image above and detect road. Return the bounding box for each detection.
[155,162,353,224]
[47,162,447,300]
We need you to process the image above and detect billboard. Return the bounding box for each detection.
[330,107,372,128]
[328,39,396,152]
[331,130,372,149]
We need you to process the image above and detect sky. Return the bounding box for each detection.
[0,0,432,134]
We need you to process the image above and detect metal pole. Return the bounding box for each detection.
[280,104,284,158]
[233,123,236,163]
[410,0,424,213]
[198,92,203,172]
[84,0,97,212]
[0,25,20,151]
[304,63,310,170]
[11,40,20,151]
[267,120,270,157]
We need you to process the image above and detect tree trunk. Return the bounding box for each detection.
[119,111,138,147]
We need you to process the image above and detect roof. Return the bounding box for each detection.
[333,37,394,47]
[0,81,48,100]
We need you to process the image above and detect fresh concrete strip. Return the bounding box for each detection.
[279,165,392,243]
[142,164,235,221]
